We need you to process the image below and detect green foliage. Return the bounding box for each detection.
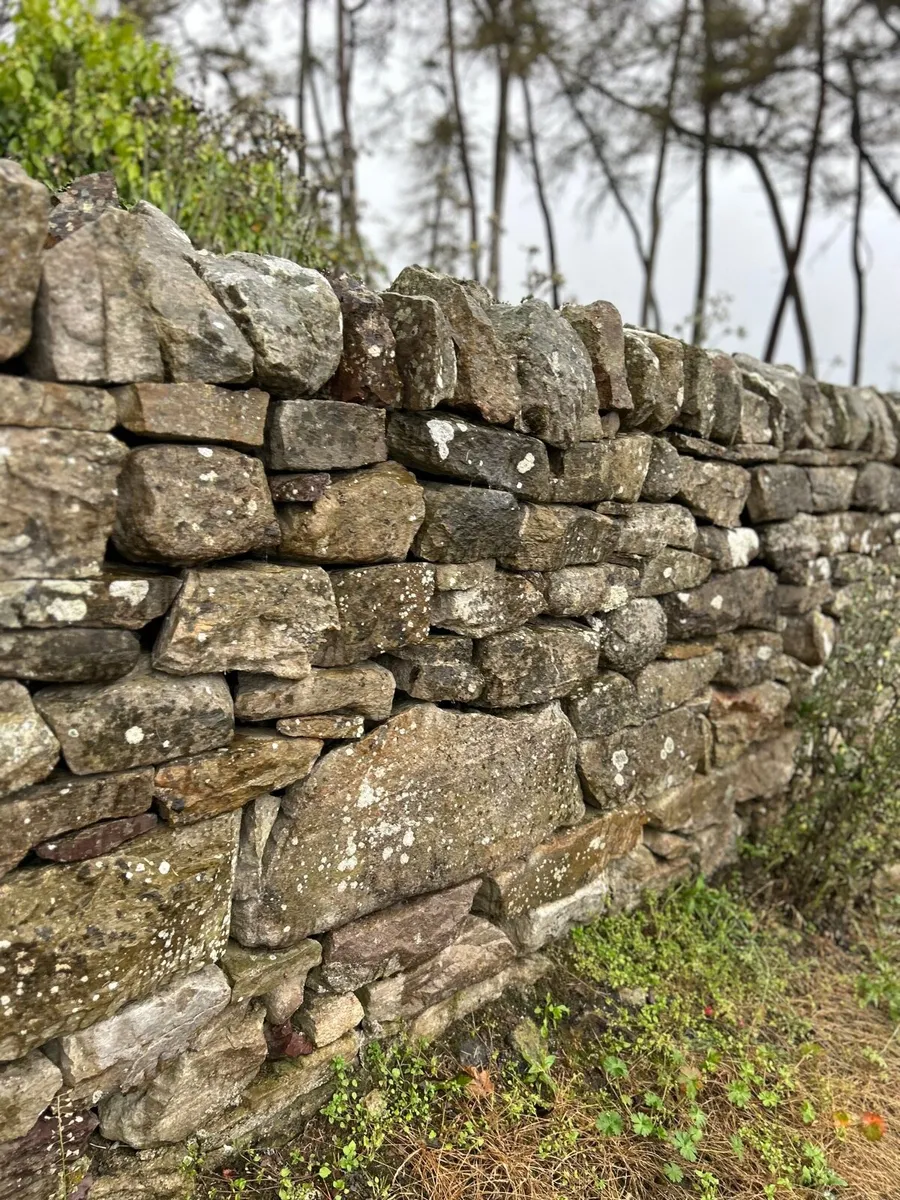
[857,949,900,1022]
[0,0,365,271]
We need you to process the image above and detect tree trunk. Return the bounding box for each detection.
[336,0,360,251]
[445,0,481,280]
[297,0,310,176]
[692,0,713,346]
[487,46,511,298]
[850,79,866,385]
[521,73,560,307]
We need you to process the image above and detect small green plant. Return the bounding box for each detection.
[857,950,900,1022]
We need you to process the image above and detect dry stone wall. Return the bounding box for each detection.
[2,158,899,1196]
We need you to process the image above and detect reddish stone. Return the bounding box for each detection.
[34,811,159,862]
[264,1020,315,1060]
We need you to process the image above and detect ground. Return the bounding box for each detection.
[192,876,900,1200]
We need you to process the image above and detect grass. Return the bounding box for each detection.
[190,877,900,1200]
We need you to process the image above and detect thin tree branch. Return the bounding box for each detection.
[521,73,560,307]
[445,0,481,280]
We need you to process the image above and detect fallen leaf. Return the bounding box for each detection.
[860,1112,886,1142]
[463,1064,495,1098]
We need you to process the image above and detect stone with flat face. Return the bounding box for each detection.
[0,376,115,430]
[634,652,723,718]
[277,713,365,739]
[708,682,792,766]
[413,483,519,563]
[221,938,322,1008]
[327,272,401,407]
[540,563,638,618]
[380,637,485,703]
[34,659,234,774]
[0,1105,98,1200]
[114,382,268,447]
[314,563,435,667]
[235,662,395,722]
[267,398,387,472]
[268,472,331,504]
[739,391,774,444]
[676,458,751,527]
[431,571,543,638]
[636,549,711,597]
[0,680,59,800]
[0,627,140,683]
[433,560,496,591]
[694,525,760,571]
[781,610,837,666]
[381,291,457,410]
[713,630,783,688]
[0,570,180,630]
[152,564,337,678]
[708,351,749,445]
[0,813,239,1061]
[641,438,684,501]
[499,504,616,572]
[113,444,279,566]
[551,435,652,503]
[296,992,364,1047]
[196,252,342,394]
[560,300,632,412]
[34,811,158,862]
[660,568,778,640]
[0,1050,62,1142]
[475,621,599,707]
[154,729,322,823]
[623,330,684,432]
[563,671,643,738]
[0,159,50,362]
[679,343,717,439]
[746,464,813,522]
[854,461,900,511]
[807,466,857,513]
[591,597,667,674]
[0,427,128,580]
[231,702,582,946]
[277,462,425,564]
[736,355,806,449]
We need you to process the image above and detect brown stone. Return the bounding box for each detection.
[221,939,322,1006]
[539,563,638,618]
[431,571,543,638]
[267,473,330,504]
[661,568,778,639]
[46,170,120,245]
[591,597,667,673]
[781,610,837,666]
[563,671,643,738]
[276,714,365,740]
[327,273,402,407]
[266,398,388,472]
[314,563,435,667]
[235,662,395,722]
[636,549,712,597]
[579,707,710,808]
[676,459,751,527]
[0,376,115,431]
[296,993,364,1047]
[633,653,723,718]
[475,621,599,707]
[413,483,519,563]
[34,811,159,862]
[0,680,59,800]
[114,382,269,447]
[0,1106,98,1200]
[380,637,485,703]
[0,627,140,683]
[0,161,50,362]
[708,682,791,766]
[0,569,180,630]
[381,290,457,411]
[560,300,633,411]
[499,503,616,571]
[713,630,783,688]
[550,435,652,503]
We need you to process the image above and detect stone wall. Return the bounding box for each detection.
[2,158,899,1196]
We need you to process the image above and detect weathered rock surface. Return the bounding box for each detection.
[634,652,723,718]
[607,502,698,556]
[0,427,128,580]
[431,571,543,637]
[641,437,685,501]
[0,570,180,630]
[579,707,710,808]
[407,955,549,1042]
[560,300,632,411]
[0,626,140,683]
[563,671,643,738]
[637,549,712,597]
[433,559,496,590]
[781,610,837,666]
[854,461,900,511]
[591,597,667,674]
[276,714,365,740]
[713,630,783,688]
[661,568,778,639]
[381,637,485,703]
[381,291,457,410]
[676,458,751,526]
[231,702,582,945]
[623,330,684,432]
[551,435,652,503]
[539,563,638,618]
[113,444,279,565]
[475,621,600,707]
[314,563,435,667]
[708,682,791,766]
[277,462,425,564]
[268,472,331,504]
[0,160,50,362]
[196,252,343,394]
[45,169,120,245]
[694,525,760,571]
[154,729,321,823]
[34,659,234,774]
[153,563,337,677]
[266,398,387,471]
[679,343,718,439]
[746,464,813,522]
[499,504,616,571]
[297,993,364,1047]
[327,273,401,407]
[413,483,519,562]
[0,680,59,799]
[390,266,520,424]
[0,1103,98,1200]
[114,382,268,447]
[0,813,239,1060]
[221,939,322,1007]
[35,811,158,862]
[235,662,395,722]
[807,466,857,513]
[0,1050,62,1141]
[0,375,115,430]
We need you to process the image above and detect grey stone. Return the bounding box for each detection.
[235,662,395,722]
[277,714,365,740]
[666,431,779,464]
[407,955,549,1042]
[112,444,279,566]
[0,160,50,362]
[389,266,520,424]
[694,525,760,571]
[499,503,616,571]
[694,350,743,444]
[0,813,239,1060]
[661,568,779,639]
[381,637,485,703]
[634,653,723,718]
[196,252,342,394]
[591,597,667,674]
[33,810,158,862]
[387,411,552,500]
[381,291,457,410]
[563,671,643,737]
[539,563,638,618]
[0,1103,98,1200]
[807,466,857,513]
[637,549,712,597]
[781,610,837,666]
[268,472,331,504]
[296,993,364,1047]
[679,342,716,439]
[641,437,685,501]
[608,503,698,556]
[231,702,582,945]
[266,398,387,471]
[739,391,774,444]
[27,210,164,384]
[431,571,543,637]
[0,1051,62,1143]
[551,435,652,503]
[114,382,268,447]
[475,621,599,707]
[45,170,120,245]
[327,273,401,407]
[277,462,425,564]
[0,376,115,430]
[623,329,684,432]
[433,560,496,591]
[0,680,59,799]
[708,682,791,766]
[489,299,595,448]
[854,462,900,512]
[757,514,821,570]
[579,707,710,808]
[676,458,751,527]
[0,570,180,630]
[0,427,128,580]
[34,658,234,774]
[713,630,783,688]
[314,563,435,667]
[560,300,633,411]
[736,355,806,449]
[221,939,322,1006]
[747,465,813,522]
[0,627,139,682]
[777,582,834,616]
[413,483,519,563]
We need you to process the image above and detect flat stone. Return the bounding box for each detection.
[676,458,751,527]
[666,431,779,464]
[389,266,520,424]
[0,627,140,683]
[114,382,268,447]
[781,610,836,666]
[276,714,365,740]
[267,473,331,503]
[641,437,685,501]
[154,729,322,824]
[35,811,158,861]
[634,653,723,718]
[296,993,364,1047]
[694,526,760,571]
[607,502,698,556]
[0,680,59,799]
[34,659,234,774]
[0,570,180,630]
[713,630,783,688]
[431,571,543,637]
[807,466,857,513]
[739,390,774,443]
[49,173,120,245]
[777,581,834,615]
[48,964,231,1101]
[489,299,595,448]
[0,813,239,1060]
[636,549,712,597]
[539,563,638,618]
[563,671,643,737]
[736,355,806,449]
[387,411,552,500]
[0,427,128,580]
[327,273,401,407]
[747,465,813,522]
[380,639,485,703]
[235,662,395,721]
[0,160,50,362]
[231,702,582,945]
[661,568,778,639]
[623,329,684,432]
[475,621,599,707]
[854,462,900,511]
[413,483,519,563]
[221,940,322,1007]
[499,504,616,571]
[316,880,479,992]
[0,376,115,431]
[433,560,496,591]
[591,597,667,673]
[551,435,652,503]
[406,955,549,1042]
[361,917,515,1024]
[560,300,632,411]
[27,209,164,384]
[277,462,425,564]
[579,707,710,808]
[113,444,279,566]
[0,1050,62,1142]
[381,291,457,410]
[314,563,435,667]
[680,343,718,439]
[196,252,342,393]
[756,513,821,570]
[152,563,337,678]
[266,399,387,471]
[99,1001,267,1148]
[708,682,791,766]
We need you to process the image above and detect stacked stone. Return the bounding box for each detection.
[1,161,898,1197]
